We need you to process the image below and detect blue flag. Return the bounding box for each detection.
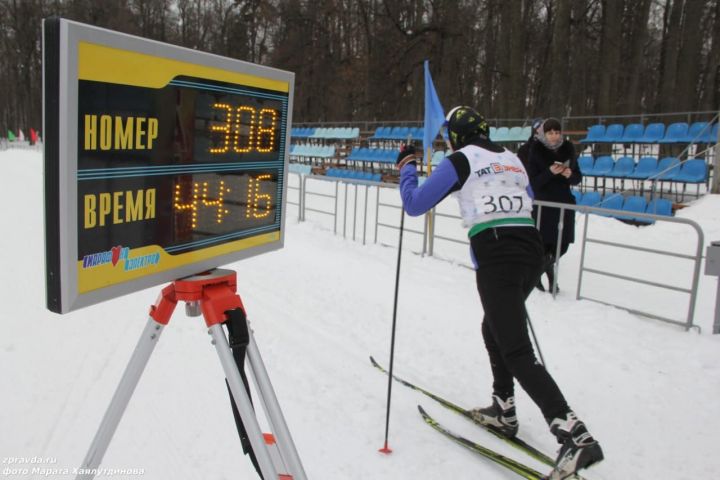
[423,60,445,155]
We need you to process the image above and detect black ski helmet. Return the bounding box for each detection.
[445,106,490,149]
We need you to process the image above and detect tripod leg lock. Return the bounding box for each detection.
[148,283,178,325]
[200,283,244,327]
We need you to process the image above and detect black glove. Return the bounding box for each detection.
[396,144,417,168]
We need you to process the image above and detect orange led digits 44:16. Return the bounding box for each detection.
[209,104,278,154]
[173,174,273,228]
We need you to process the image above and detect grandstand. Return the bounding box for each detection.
[288,112,719,221]
[289,119,537,182]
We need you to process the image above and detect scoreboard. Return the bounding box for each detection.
[43,18,294,313]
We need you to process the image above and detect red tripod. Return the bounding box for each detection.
[75,269,306,480]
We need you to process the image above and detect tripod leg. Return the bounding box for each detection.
[76,318,164,480]
[247,331,308,480]
[224,309,264,478]
[209,324,278,480]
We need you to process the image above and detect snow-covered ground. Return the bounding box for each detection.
[2,149,720,479]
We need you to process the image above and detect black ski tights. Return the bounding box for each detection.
[471,226,570,422]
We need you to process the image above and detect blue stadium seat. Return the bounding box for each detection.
[571,189,583,204]
[607,156,635,178]
[370,126,389,140]
[654,157,680,181]
[311,127,327,138]
[600,124,625,143]
[701,123,719,143]
[580,125,606,143]
[626,157,658,180]
[578,190,601,207]
[366,148,379,162]
[390,126,411,140]
[620,123,645,143]
[674,159,708,184]
[589,156,614,177]
[507,126,524,142]
[658,122,689,143]
[366,148,382,162]
[645,198,672,217]
[381,149,396,163]
[347,147,361,161]
[639,123,665,143]
[492,127,510,142]
[577,156,594,175]
[598,193,623,215]
[619,196,651,223]
[685,122,710,143]
[674,159,708,199]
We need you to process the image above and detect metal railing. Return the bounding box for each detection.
[286,172,302,221]
[301,174,383,242]
[536,200,704,332]
[294,173,705,331]
[374,183,427,250]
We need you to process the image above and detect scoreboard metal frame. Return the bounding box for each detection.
[43,18,295,314]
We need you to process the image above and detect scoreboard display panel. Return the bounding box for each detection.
[43,18,294,313]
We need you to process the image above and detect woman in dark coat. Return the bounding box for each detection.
[526,118,582,292]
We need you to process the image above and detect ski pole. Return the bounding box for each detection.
[525,312,546,366]
[379,191,405,455]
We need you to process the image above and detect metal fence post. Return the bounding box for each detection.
[576,210,591,300]
[713,109,720,194]
[301,175,307,221]
[552,206,566,298]
[374,186,381,244]
[363,185,369,245]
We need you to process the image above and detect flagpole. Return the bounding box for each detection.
[425,147,434,256]
[423,60,445,259]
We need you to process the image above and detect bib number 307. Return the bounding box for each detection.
[482,195,524,213]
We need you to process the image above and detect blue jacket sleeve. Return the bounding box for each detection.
[399,158,460,216]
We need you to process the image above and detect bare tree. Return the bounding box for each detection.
[657,0,683,112]
[1,0,716,136]
[597,0,623,115]
[674,0,706,112]
[700,0,720,111]
[617,0,652,114]
[546,0,571,117]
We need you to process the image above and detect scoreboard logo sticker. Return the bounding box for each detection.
[81,246,160,272]
[82,246,129,269]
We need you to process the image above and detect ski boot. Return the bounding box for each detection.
[469,394,519,438]
[547,411,604,479]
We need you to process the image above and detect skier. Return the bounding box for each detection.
[396,106,603,479]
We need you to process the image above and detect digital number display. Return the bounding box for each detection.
[43,19,294,313]
[77,77,286,260]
